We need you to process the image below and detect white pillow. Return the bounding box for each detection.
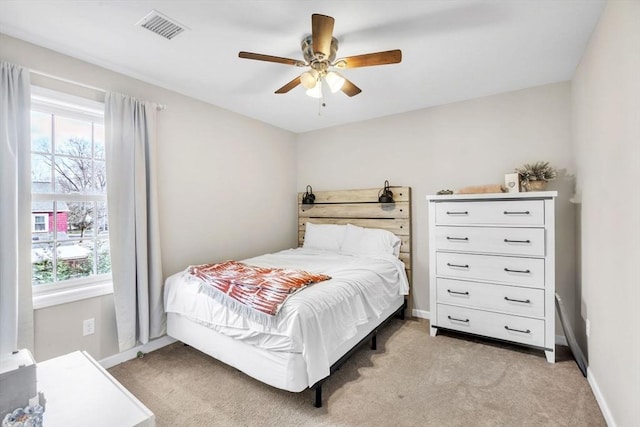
[302,222,347,252]
[340,224,402,257]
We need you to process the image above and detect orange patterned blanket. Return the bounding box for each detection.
[187,261,331,317]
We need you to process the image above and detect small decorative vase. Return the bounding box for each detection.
[524,180,547,191]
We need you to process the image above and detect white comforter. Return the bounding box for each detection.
[164,248,409,386]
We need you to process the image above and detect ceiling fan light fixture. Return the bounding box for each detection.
[238,14,402,98]
[306,83,323,99]
[300,70,319,89]
[325,71,345,93]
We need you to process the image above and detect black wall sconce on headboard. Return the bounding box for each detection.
[378,180,394,203]
[302,185,316,205]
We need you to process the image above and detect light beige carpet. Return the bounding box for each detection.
[109,319,605,426]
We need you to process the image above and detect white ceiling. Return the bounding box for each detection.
[0,1,605,133]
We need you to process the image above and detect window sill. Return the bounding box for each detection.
[33,282,114,310]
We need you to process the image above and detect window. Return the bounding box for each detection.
[32,214,49,232]
[30,87,112,307]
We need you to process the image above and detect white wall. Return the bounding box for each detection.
[155,79,298,277]
[297,82,578,335]
[572,1,640,425]
[1,33,298,361]
[33,295,119,362]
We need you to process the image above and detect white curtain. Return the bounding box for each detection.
[105,92,164,352]
[0,61,34,354]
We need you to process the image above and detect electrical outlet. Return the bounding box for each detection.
[585,319,591,338]
[83,318,95,336]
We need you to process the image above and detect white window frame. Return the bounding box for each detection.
[30,86,113,309]
[32,213,49,233]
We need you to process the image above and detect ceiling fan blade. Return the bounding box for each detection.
[312,14,335,59]
[275,76,302,94]
[340,77,362,97]
[336,49,402,69]
[239,51,305,67]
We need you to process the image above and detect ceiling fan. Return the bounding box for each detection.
[238,13,402,98]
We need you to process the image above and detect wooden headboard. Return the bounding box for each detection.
[297,186,412,291]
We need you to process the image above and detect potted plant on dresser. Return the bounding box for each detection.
[515,161,557,191]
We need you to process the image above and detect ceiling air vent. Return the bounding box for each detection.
[136,10,187,40]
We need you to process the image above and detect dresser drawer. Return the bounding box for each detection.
[434,226,545,256]
[436,252,545,288]
[435,200,544,226]
[436,278,545,318]
[436,304,546,347]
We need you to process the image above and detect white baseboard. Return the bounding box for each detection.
[99,335,176,369]
[412,309,430,319]
[587,367,616,427]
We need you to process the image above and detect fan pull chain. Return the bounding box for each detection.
[317,95,327,116]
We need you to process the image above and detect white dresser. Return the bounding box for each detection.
[427,192,557,362]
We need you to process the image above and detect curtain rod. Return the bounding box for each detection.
[29,69,167,111]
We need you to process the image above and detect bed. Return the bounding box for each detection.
[164,187,412,407]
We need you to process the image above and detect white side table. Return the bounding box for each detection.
[37,351,154,427]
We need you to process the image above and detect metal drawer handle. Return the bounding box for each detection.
[504,238,531,244]
[504,296,531,304]
[447,263,469,268]
[504,210,530,215]
[447,289,470,296]
[448,315,469,323]
[504,267,531,274]
[447,236,469,241]
[504,325,531,334]
[446,211,469,215]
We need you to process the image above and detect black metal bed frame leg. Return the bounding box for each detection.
[314,385,322,408]
[310,302,406,408]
